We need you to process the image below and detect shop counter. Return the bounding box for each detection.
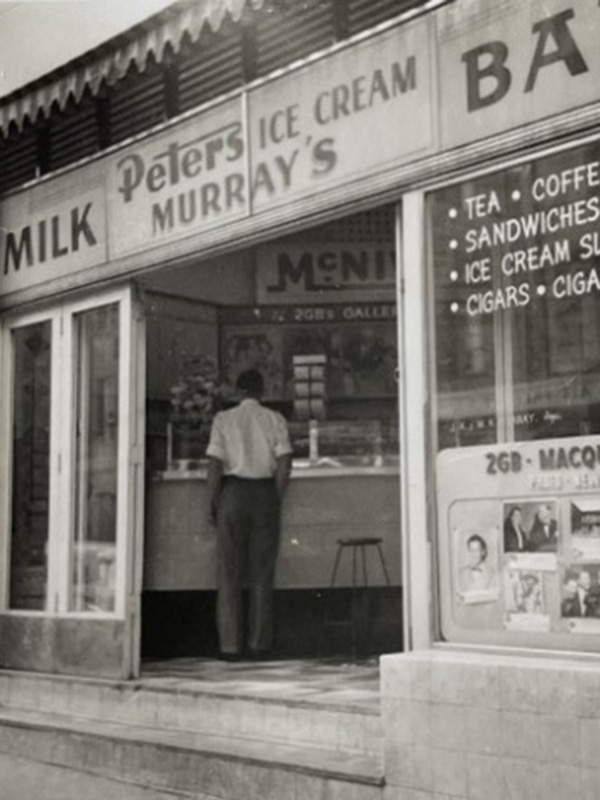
[143,465,402,591]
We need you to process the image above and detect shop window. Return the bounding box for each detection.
[71,305,120,613]
[429,139,600,651]
[8,323,52,610]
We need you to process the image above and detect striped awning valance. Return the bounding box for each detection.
[0,0,266,132]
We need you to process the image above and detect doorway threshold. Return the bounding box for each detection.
[141,655,380,713]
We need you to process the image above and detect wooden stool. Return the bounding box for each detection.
[330,537,391,588]
[328,537,391,659]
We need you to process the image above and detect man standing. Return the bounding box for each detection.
[206,368,292,660]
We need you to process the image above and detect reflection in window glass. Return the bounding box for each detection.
[9,322,52,610]
[71,305,119,612]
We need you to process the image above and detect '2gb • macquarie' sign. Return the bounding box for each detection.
[439,0,600,148]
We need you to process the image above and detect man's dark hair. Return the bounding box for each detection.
[236,368,264,397]
[467,534,487,559]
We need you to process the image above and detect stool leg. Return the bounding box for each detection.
[376,543,391,587]
[330,544,343,587]
[361,545,368,587]
[351,546,358,659]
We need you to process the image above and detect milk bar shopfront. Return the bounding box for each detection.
[0,4,430,677]
[2,1,600,758]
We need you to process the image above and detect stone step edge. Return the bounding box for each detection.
[0,707,384,787]
[0,670,380,717]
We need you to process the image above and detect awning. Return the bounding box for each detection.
[0,0,266,133]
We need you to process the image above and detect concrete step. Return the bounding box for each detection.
[0,667,381,757]
[0,752,196,800]
[0,706,384,800]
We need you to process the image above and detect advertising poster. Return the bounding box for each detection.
[437,436,600,647]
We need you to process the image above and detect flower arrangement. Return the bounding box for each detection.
[169,356,223,427]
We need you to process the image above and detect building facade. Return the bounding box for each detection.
[2,0,600,792]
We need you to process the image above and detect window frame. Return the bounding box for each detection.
[414,131,600,652]
[0,285,134,620]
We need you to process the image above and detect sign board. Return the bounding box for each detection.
[7,2,600,299]
[0,166,107,295]
[247,17,435,212]
[438,437,600,648]
[439,0,600,148]
[107,98,247,259]
[256,244,396,304]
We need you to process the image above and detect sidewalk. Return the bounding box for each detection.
[0,753,191,800]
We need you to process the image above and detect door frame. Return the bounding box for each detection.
[0,283,145,678]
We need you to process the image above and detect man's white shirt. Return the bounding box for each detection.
[206,398,292,478]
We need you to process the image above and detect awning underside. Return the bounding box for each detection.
[0,0,266,133]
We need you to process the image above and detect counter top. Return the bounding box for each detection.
[152,461,400,481]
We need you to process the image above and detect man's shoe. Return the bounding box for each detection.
[248,649,273,661]
[218,651,242,662]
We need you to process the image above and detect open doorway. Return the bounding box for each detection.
[140,204,403,663]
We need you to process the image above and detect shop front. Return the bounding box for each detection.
[2,0,600,718]
[0,9,429,677]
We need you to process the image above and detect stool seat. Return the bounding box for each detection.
[330,537,391,588]
[337,537,383,547]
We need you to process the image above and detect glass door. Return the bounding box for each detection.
[0,286,145,678]
[4,319,56,611]
[71,304,120,613]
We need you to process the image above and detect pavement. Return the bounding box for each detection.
[0,753,191,800]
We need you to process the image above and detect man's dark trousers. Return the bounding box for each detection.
[216,477,280,655]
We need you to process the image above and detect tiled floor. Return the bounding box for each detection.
[142,657,381,712]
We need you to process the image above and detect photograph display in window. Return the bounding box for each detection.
[439,438,600,638]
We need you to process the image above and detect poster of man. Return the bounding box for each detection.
[503,504,531,553]
[505,569,545,615]
[528,502,559,553]
[561,565,600,619]
[457,531,499,604]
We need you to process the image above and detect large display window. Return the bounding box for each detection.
[429,138,600,651]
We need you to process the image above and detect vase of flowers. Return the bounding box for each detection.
[168,357,223,465]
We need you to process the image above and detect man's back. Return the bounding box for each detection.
[207,398,290,478]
